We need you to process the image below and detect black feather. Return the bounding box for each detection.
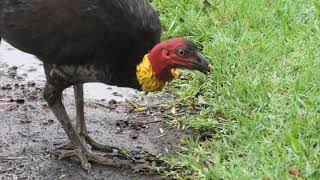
[0,0,161,88]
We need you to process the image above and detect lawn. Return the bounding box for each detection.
[151,0,320,179]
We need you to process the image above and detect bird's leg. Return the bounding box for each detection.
[75,84,120,152]
[44,83,120,170]
[74,84,86,135]
[60,84,85,150]
[61,84,119,153]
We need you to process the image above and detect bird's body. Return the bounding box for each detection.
[0,0,161,88]
[0,0,210,170]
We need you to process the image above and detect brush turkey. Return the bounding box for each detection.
[0,0,210,170]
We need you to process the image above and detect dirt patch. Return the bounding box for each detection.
[0,42,188,179]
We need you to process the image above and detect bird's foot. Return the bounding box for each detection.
[60,141,75,150]
[60,134,119,153]
[85,135,119,153]
[59,148,121,170]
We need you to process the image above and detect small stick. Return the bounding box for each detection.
[151,134,166,139]
[88,101,109,108]
[0,156,28,160]
[144,120,162,124]
[125,99,139,109]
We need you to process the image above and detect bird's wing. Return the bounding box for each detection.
[0,0,161,64]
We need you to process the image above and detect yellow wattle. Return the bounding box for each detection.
[136,54,180,92]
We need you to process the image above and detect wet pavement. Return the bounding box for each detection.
[0,41,186,179]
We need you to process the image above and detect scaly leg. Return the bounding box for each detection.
[74,84,86,135]
[44,83,120,170]
[61,84,119,152]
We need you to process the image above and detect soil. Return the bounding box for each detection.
[0,41,187,179]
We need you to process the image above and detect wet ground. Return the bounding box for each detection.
[0,41,187,179]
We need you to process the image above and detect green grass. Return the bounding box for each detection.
[151,0,320,179]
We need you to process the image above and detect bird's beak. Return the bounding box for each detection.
[188,51,211,74]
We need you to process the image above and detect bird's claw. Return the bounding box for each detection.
[59,141,75,150]
[58,148,121,170]
[58,148,91,171]
[84,135,120,152]
[59,135,119,153]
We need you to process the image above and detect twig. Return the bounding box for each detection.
[89,101,109,108]
[144,120,162,125]
[125,99,139,109]
[0,156,28,160]
[151,134,166,139]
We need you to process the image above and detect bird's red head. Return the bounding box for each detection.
[148,37,211,81]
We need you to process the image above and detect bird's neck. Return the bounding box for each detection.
[136,54,180,92]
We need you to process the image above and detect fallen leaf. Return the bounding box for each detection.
[86,102,98,108]
[262,175,271,180]
[159,128,164,134]
[116,127,123,134]
[203,160,212,168]
[134,107,147,112]
[129,130,139,139]
[134,159,148,164]
[165,147,169,153]
[198,95,206,104]
[59,174,70,179]
[298,108,306,116]
[288,167,304,178]
[152,134,166,139]
[108,99,117,109]
[132,162,150,173]
[125,99,139,109]
[180,74,190,80]
[171,106,176,114]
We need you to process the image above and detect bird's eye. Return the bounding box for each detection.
[177,48,185,57]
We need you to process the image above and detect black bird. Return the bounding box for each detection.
[0,0,210,170]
